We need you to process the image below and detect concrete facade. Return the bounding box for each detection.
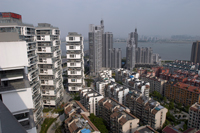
[0,13,43,127]
[66,32,85,92]
[36,23,64,108]
[89,21,104,76]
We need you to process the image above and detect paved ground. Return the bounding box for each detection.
[47,113,65,133]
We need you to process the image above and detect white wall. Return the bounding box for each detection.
[0,41,28,69]
[2,88,34,113]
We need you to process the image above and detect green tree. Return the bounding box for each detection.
[89,114,108,133]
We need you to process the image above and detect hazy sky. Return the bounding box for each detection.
[1,0,200,38]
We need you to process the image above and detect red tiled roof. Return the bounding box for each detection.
[183,128,195,133]
[65,106,72,115]
[75,101,89,112]
[174,82,200,94]
[162,125,180,133]
[190,107,198,112]
[119,117,127,126]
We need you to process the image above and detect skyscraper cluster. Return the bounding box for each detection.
[89,20,121,76]
[126,29,160,70]
[0,12,64,132]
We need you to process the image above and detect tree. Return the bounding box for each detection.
[89,114,108,133]
[163,97,167,103]
[169,101,174,110]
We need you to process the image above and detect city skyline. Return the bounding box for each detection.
[1,0,200,38]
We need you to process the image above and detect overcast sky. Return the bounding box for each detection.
[1,0,200,38]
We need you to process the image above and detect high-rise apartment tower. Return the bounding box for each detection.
[191,41,200,64]
[66,32,85,92]
[36,23,64,108]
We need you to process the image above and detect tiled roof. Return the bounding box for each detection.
[110,112,119,118]
[190,107,198,112]
[104,101,113,110]
[75,101,89,112]
[69,121,78,133]
[174,82,200,94]
[162,125,180,133]
[65,106,72,115]
[119,117,127,126]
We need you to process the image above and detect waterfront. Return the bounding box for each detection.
[61,41,192,61]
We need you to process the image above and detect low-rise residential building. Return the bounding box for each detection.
[115,68,130,82]
[98,97,139,133]
[165,81,200,106]
[188,100,200,130]
[64,101,100,133]
[141,75,167,95]
[80,87,104,115]
[125,78,150,97]
[126,91,168,130]
[105,82,129,105]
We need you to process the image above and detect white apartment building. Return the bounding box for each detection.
[96,69,115,96]
[0,36,37,133]
[80,87,104,115]
[66,32,85,92]
[188,100,200,130]
[105,82,129,105]
[126,92,168,130]
[141,75,167,96]
[36,23,64,107]
[0,12,43,127]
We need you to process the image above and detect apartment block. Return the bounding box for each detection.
[126,32,136,70]
[191,41,200,64]
[36,23,64,108]
[105,82,129,105]
[66,32,85,92]
[98,97,139,133]
[124,77,150,97]
[0,35,37,132]
[188,100,200,130]
[111,48,122,69]
[165,81,200,106]
[89,21,104,76]
[102,32,113,68]
[115,68,131,82]
[126,92,168,130]
[0,12,43,127]
[64,101,100,133]
[141,75,167,95]
[80,87,104,115]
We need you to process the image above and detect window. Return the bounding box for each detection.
[71,71,77,74]
[69,37,73,40]
[70,63,75,66]
[70,54,75,58]
[69,46,74,49]
[71,79,77,82]
[72,87,76,90]
[14,112,29,120]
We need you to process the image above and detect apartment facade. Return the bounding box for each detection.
[0,36,37,132]
[141,75,167,95]
[102,32,113,68]
[66,32,85,92]
[126,32,136,70]
[36,23,64,107]
[89,21,104,76]
[188,101,200,130]
[191,41,200,64]
[0,12,43,127]
[98,97,139,133]
[105,82,129,105]
[64,101,100,133]
[80,87,104,115]
[126,92,168,130]
[111,48,122,69]
[165,81,200,106]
